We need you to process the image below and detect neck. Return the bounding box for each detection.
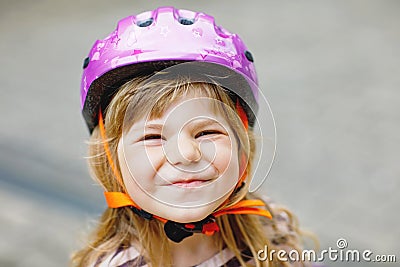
[169,232,219,267]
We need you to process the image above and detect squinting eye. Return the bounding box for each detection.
[141,134,163,141]
[195,130,223,138]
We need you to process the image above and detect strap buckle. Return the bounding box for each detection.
[164,215,219,243]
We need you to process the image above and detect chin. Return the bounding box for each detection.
[148,189,235,223]
[159,204,218,223]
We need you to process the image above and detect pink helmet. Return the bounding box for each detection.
[81,6,259,132]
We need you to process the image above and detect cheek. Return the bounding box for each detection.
[212,139,239,177]
[118,145,164,188]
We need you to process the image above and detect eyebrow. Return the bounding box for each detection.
[130,119,224,133]
[129,123,162,133]
[191,119,222,130]
[144,124,163,130]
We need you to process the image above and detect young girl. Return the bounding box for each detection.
[73,6,309,267]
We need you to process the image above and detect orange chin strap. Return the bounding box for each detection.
[99,108,271,241]
[104,191,272,238]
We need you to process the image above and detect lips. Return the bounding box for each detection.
[157,166,219,187]
[154,159,220,188]
[172,179,213,188]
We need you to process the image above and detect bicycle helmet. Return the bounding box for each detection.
[80,6,259,133]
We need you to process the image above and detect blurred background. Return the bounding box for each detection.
[0,0,399,266]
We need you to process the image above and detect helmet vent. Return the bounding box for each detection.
[178,18,195,25]
[83,57,90,69]
[137,18,154,27]
[244,51,254,62]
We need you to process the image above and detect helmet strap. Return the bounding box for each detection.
[104,191,271,243]
[98,110,126,190]
[235,99,249,130]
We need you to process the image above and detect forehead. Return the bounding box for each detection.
[121,81,235,133]
[147,82,229,119]
[162,91,220,113]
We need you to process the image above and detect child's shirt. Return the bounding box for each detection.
[95,246,255,267]
[93,206,310,266]
[92,197,316,266]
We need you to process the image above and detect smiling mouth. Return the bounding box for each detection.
[172,179,212,188]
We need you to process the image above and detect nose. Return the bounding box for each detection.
[164,133,202,165]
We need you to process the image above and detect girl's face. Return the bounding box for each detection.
[118,94,240,223]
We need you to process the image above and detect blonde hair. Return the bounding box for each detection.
[71,76,310,267]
